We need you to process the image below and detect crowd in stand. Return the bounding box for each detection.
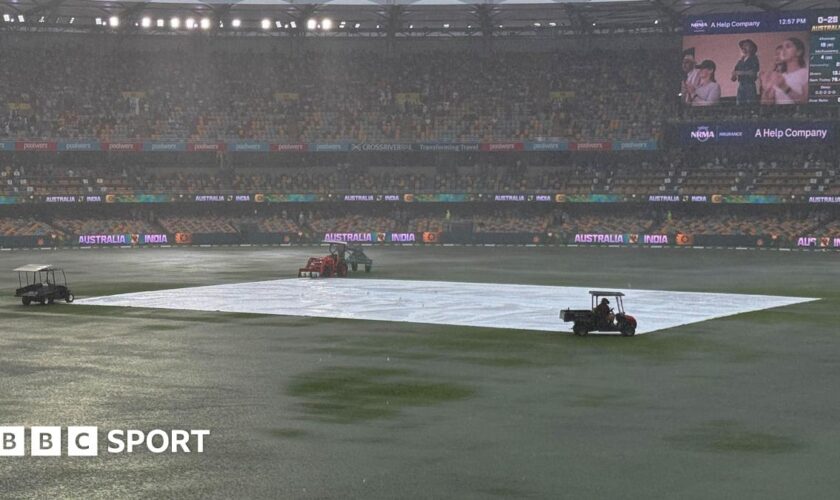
[2,147,838,197]
[0,42,675,143]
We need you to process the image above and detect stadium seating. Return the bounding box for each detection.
[0,45,673,142]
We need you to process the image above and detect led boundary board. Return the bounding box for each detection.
[682,11,840,105]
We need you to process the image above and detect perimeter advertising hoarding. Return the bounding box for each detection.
[678,122,835,144]
[571,234,671,245]
[796,236,840,248]
[0,140,661,152]
[322,232,419,243]
[58,141,100,152]
[78,234,170,246]
[143,142,187,152]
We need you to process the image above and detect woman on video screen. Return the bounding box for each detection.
[731,39,759,105]
[688,60,721,106]
[768,37,808,105]
[760,44,787,104]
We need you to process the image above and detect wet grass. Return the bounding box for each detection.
[265,428,308,439]
[287,367,475,423]
[666,420,803,454]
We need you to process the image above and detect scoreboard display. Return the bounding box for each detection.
[683,11,840,105]
[809,15,840,103]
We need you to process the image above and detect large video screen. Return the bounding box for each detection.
[682,12,840,106]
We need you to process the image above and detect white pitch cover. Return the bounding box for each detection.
[76,279,816,335]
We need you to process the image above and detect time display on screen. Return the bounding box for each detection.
[779,17,808,26]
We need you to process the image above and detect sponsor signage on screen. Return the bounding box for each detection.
[680,122,835,143]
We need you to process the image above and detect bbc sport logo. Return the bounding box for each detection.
[1,426,209,456]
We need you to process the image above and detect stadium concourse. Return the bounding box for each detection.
[2,0,840,498]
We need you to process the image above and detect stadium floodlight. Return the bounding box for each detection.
[201,18,211,30]
[654,19,660,25]
[549,22,556,27]
[95,17,102,25]
[261,18,271,30]
[307,18,316,30]
[289,21,296,29]
[355,23,360,29]
[409,24,414,29]
[18,14,24,22]
[69,17,75,24]
[276,21,282,28]
[322,18,332,31]
[443,23,450,28]
[3,14,10,22]
[170,17,180,29]
[109,16,119,27]
[185,18,195,29]
[231,18,241,28]
[39,16,45,23]
[157,19,164,27]
[141,17,151,28]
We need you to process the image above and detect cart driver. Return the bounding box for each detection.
[594,298,614,328]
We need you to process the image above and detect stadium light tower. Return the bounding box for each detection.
[141,17,151,28]
[322,18,332,31]
[170,17,180,29]
[307,18,317,30]
[232,18,241,28]
[109,16,119,27]
[200,18,211,30]
[261,18,271,30]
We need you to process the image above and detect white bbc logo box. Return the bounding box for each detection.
[1,426,208,456]
[1,426,98,457]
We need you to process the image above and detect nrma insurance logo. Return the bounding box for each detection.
[1,426,209,456]
[690,19,709,31]
[690,126,716,143]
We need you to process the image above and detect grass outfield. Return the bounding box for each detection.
[0,246,838,498]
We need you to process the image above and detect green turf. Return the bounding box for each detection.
[288,367,475,423]
[1,246,839,498]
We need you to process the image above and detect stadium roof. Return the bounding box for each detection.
[1,0,837,35]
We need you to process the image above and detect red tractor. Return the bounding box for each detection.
[298,241,349,278]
